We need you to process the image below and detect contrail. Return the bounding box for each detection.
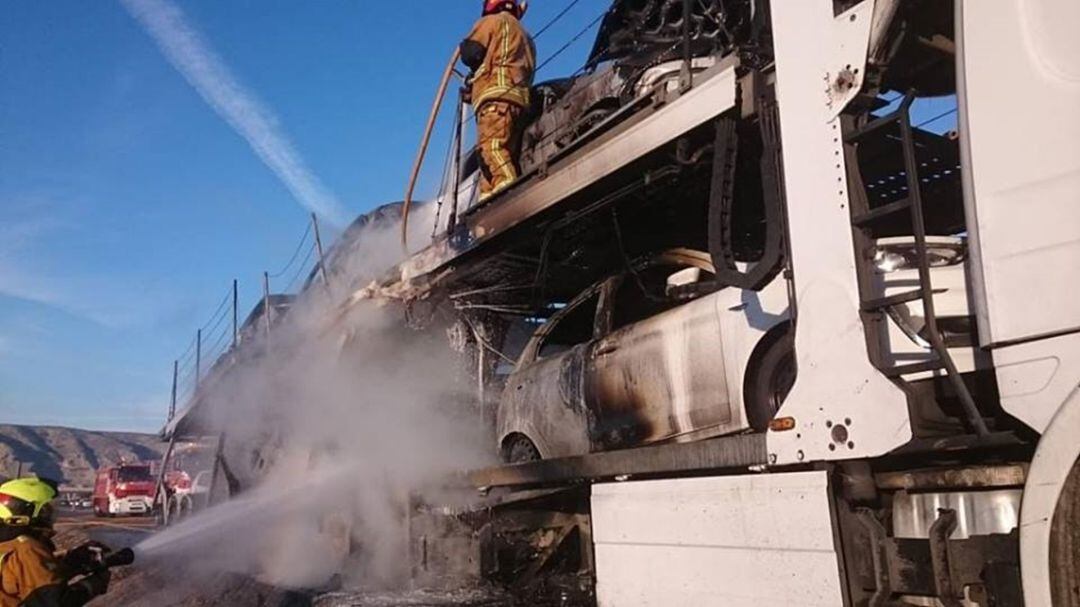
[120,0,350,227]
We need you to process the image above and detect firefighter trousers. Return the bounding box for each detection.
[476,101,524,201]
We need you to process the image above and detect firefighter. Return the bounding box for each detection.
[460,0,536,202]
[0,478,111,606]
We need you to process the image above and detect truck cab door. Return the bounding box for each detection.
[958,0,1080,346]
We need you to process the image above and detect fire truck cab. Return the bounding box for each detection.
[92,463,156,517]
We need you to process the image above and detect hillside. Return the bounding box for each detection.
[0,425,167,488]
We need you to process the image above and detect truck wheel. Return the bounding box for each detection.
[505,435,541,464]
[167,495,182,525]
[1051,456,1080,605]
[178,495,193,521]
[744,332,796,432]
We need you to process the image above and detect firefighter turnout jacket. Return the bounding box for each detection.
[0,535,104,607]
[460,11,536,109]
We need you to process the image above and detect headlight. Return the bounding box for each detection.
[873,241,966,274]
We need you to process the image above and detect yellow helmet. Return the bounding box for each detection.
[0,478,58,527]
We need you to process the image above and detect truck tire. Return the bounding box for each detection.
[167,495,183,525]
[744,331,796,432]
[1051,456,1080,605]
[178,495,194,521]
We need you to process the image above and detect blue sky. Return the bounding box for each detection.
[0,0,609,432]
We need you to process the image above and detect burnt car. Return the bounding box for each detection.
[495,248,792,462]
[502,0,756,188]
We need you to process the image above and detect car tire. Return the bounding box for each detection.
[744,332,796,433]
[1051,456,1080,605]
[505,435,542,464]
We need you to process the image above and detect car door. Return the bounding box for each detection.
[497,286,604,459]
[586,250,732,450]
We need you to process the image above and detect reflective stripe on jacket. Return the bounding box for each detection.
[464,12,535,109]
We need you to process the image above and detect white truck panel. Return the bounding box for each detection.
[767,0,912,465]
[957,0,1080,346]
[592,472,844,606]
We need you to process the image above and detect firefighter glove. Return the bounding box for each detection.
[62,541,110,574]
[73,568,111,598]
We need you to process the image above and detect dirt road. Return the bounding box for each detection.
[54,508,157,550]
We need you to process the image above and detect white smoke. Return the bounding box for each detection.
[120,0,351,228]
[136,204,494,594]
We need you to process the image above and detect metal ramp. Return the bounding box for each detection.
[392,60,740,290]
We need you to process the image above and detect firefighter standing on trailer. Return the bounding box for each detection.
[460,0,536,202]
[0,478,111,606]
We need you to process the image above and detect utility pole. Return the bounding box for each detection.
[311,212,330,290]
[262,272,272,338]
[195,329,203,383]
[169,360,178,421]
[232,279,239,348]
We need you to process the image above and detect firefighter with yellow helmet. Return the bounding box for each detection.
[460,0,536,202]
[0,478,111,606]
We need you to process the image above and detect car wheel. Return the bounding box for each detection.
[745,332,796,432]
[505,435,542,464]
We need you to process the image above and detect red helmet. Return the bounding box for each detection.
[483,0,526,18]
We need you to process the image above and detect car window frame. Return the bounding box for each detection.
[595,248,717,338]
[521,281,608,365]
[519,249,716,365]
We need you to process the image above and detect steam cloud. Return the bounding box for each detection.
[120,0,351,228]
[134,204,493,595]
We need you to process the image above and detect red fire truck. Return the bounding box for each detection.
[91,463,156,517]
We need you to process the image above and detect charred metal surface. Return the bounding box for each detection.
[854,509,890,607]
[881,531,1021,603]
[874,464,1027,492]
[409,488,594,606]
[838,497,1022,605]
[467,432,766,489]
[928,509,962,607]
[588,0,754,70]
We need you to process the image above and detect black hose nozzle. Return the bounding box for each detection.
[103,548,135,569]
